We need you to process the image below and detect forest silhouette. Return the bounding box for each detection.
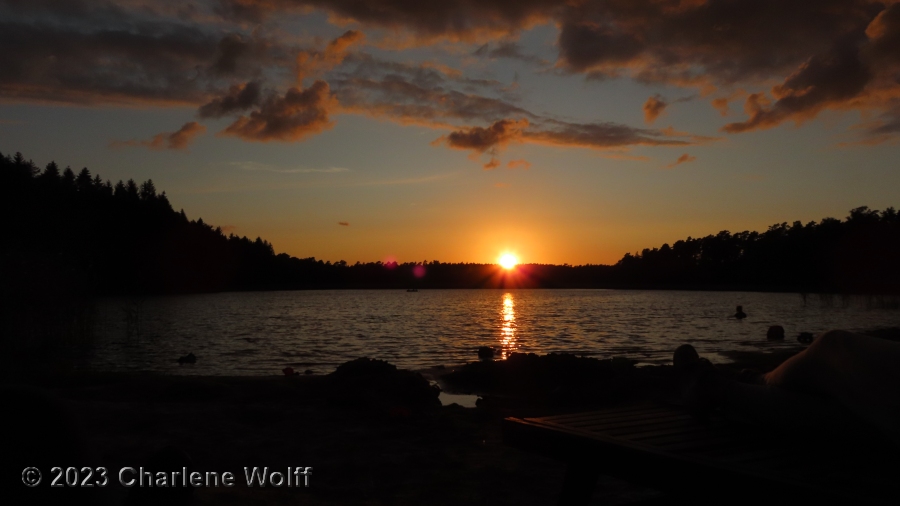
[3,150,899,302]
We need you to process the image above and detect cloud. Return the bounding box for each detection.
[483,158,501,170]
[0,19,218,105]
[259,0,559,42]
[507,159,531,170]
[296,30,365,83]
[220,80,337,142]
[332,69,712,159]
[665,153,696,169]
[722,42,871,133]
[556,1,874,84]
[210,32,274,76]
[473,41,548,65]
[338,221,350,226]
[525,119,708,150]
[111,121,206,150]
[643,95,667,124]
[333,74,534,127]
[220,224,238,233]
[711,97,730,116]
[436,119,529,153]
[14,0,900,146]
[198,81,262,118]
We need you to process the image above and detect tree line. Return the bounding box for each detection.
[2,150,898,300]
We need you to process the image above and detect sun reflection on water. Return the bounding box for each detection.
[499,292,518,359]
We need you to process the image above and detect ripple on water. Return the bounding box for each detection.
[84,290,899,375]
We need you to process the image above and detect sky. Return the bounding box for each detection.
[2,0,899,265]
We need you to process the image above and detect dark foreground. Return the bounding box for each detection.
[3,334,895,505]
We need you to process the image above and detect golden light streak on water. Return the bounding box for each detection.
[499,292,518,359]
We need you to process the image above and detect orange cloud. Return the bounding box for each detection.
[711,97,730,116]
[220,81,337,142]
[111,122,206,150]
[338,221,350,226]
[483,158,501,170]
[665,153,696,169]
[507,159,531,170]
[643,95,667,124]
[296,30,365,83]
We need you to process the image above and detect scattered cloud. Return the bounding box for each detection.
[483,158,501,170]
[722,43,871,133]
[665,153,696,169]
[296,30,365,83]
[8,0,900,147]
[494,182,509,188]
[221,81,337,142]
[198,81,262,118]
[111,121,206,150]
[436,119,529,153]
[338,221,350,226]
[643,95,667,124]
[507,159,531,170]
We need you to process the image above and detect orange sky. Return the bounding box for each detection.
[2,1,899,265]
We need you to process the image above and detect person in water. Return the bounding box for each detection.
[733,305,747,319]
[675,330,900,446]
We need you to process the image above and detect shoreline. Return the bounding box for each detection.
[6,336,897,505]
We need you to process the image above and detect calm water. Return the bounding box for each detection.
[82,290,899,375]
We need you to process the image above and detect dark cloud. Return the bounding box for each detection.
[111,121,206,150]
[221,80,336,142]
[432,116,708,159]
[473,41,547,65]
[223,0,560,40]
[10,0,900,145]
[0,20,218,104]
[556,0,876,84]
[338,221,350,226]
[211,32,273,76]
[723,42,871,133]
[296,30,365,83]
[198,81,262,118]
[665,153,696,168]
[0,2,290,105]
[437,119,529,152]
[525,119,703,150]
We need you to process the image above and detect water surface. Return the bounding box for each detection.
[85,289,899,375]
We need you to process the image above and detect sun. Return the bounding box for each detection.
[498,253,519,270]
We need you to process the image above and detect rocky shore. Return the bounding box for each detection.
[5,327,899,505]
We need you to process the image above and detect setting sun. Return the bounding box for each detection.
[498,253,519,269]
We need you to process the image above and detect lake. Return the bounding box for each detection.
[82,289,899,375]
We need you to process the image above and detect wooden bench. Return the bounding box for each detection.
[503,403,897,505]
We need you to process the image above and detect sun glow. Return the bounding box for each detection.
[498,253,519,269]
